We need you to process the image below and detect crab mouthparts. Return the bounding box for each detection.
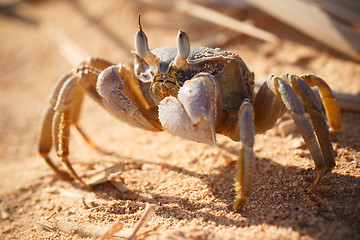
[151,79,180,103]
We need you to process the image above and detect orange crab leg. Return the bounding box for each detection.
[300,74,341,134]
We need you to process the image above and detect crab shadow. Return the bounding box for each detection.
[90,148,359,238]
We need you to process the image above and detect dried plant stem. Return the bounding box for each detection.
[36,204,156,239]
[127,204,156,240]
[139,0,278,42]
[245,0,360,61]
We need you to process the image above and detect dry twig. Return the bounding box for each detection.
[36,204,156,239]
[139,0,278,42]
[100,221,125,240]
[127,204,156,240]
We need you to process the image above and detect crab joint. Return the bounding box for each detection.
[174,30,190,69]
[135,15,161,67]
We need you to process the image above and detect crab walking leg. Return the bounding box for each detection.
[73,125,113,155]
[253,75,286,134]
[52,74,92,189]
[289,75,335,176]
[158,73,221,145]
[233,99,255,212]
[254,75,334,190]
[38,57,113,186]
[73,58,117,151]
[300,74,341,134]
[67,74,99,150]
[38,72,78,181]
[275,78,329,188]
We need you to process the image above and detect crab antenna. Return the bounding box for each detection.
[174,30,190,69]
[134,14,160,67]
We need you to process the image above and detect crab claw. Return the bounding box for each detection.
[158,73,221,145]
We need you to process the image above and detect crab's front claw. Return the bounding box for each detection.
[159,73,221,145]
[97,65,159,131]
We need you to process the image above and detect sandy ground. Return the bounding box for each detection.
[1,0,360,239]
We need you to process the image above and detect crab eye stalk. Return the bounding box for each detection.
[174,30,190,69]
[177,30,190,59]
[135,30,148,59]
[134,14,160,67]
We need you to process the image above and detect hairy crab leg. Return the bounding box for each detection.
[38,72,77,181]
[233,99,255,212]
[38,58,113,187]
[52,74,92,189]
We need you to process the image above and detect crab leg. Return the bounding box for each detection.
[38,72,76,181]
[52,74,92,189]
[255,75,332,190]
[277,78,326,173]
[253,75,286,134]
[233,99,255,212]
[38,58,112,187]
[300,74,341,134]
[288,75,335,176]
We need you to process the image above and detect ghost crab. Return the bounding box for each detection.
[38,17,341,212]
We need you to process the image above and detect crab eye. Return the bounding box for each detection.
[174,30,190,69]
[135,30,148,59]
[177,30,190,59]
